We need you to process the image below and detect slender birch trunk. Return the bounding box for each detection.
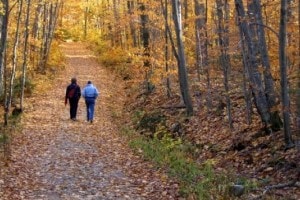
[20,0,31,111]
[5,0,23,125]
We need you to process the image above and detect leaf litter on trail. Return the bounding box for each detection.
[1,42,180,200]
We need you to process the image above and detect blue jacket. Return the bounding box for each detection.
[82,83,99,99]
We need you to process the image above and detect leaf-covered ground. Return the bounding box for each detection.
[125,65,300,199]
[0,42,179,199]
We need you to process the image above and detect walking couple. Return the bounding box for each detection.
[65,78,99,123]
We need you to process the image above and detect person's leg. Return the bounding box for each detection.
[70,99,78,119]
[74,100,79,118]
[90,102,95,122]
[70,99,75,119]
[69,107,72,119]
[85,101,90,121]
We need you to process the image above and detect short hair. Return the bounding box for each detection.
[87,80,92,84]
[71,78,77,83]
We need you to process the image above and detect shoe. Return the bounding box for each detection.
[90,120,93,123]
[72,118,77,121]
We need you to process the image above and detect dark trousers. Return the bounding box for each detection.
[69,98,79,119]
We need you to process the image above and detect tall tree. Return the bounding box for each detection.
[216,0,232,129]
[238,21,253,125]
[249,0,281,131]
[298,0,300,134]
[235,0,271,127]
[194,0,211,110]
[127,0,138,47]
[5,0,23,125]
[140,3,153,93]
[20,0,31,111]
[171,0,193,115]
[39,1,61,72]
[84,0,89,39]
[279,0,294,148]
[0,0,9,96]
[112,0,120,46]
[194,0,207,80]
[161,0,171,97]
[32,0,43,39]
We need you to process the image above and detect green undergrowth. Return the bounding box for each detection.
[121,126,238,199]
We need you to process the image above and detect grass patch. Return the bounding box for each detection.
[122,126,238,199]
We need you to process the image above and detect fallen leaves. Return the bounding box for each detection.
[0,42,179,200]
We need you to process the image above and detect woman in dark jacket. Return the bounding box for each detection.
[65,77,81,120]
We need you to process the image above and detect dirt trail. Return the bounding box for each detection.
[0,42,179,200]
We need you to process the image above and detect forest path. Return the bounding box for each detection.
[1,42,178,199]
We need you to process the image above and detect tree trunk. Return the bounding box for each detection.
[194,0,211,110]
[279,0,294,148]
[84,0,89,39]
[38,2,60,72]
[297,0,300,134]
[235,0,270,125]
[32,0,43,39]
[112,0,121,46]
[140,3,153,93]
[20,0,31,111]
[161,0,171,97]
[238,26,253,125]
[194,0,206,79]
[171,0,193,116]
[38,3,48,72]
[251,0,281,131]
[127,0,137,47]
[253,0,278,105]
[216,0,233,129]
[0,0,9,97]
[44,2,60,69]
[5,0,23,125]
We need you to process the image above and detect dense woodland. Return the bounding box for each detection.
[0,0,299,199]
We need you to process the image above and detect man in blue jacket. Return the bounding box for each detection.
[82,81,99,123]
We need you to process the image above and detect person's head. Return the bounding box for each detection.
[71,77,77,84]
[87,80,92,84]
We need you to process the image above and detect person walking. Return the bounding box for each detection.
[65,77,81,121]
[82,80,99,123]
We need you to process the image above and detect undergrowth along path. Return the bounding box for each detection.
[0,42,179,199]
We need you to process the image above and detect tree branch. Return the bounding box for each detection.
[263,180,298,195]
[249,22,279,38]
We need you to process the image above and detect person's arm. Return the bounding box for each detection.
[94,87,99,98]
[65,86,69,105]
[81,87,85,98]
[77,86,81,99]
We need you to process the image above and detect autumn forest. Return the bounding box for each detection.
[0,0,299,199]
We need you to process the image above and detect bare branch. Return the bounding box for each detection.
[249,22,279,38]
